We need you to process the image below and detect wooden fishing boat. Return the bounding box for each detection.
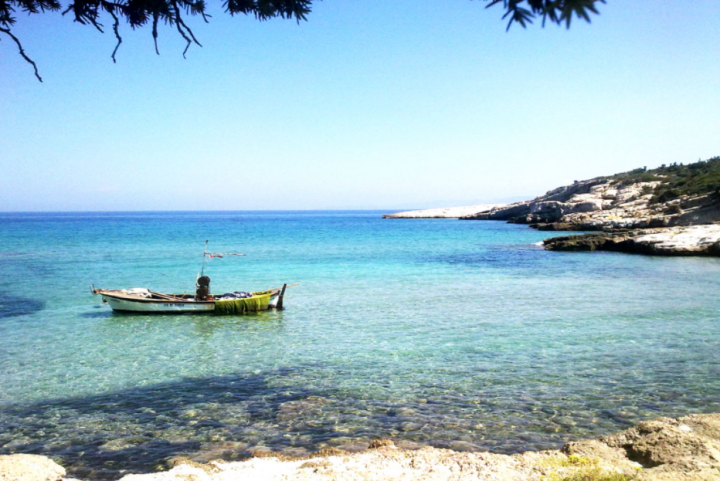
[92,286,288,313]
[91,241,296,314]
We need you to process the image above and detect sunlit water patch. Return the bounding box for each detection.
[0,212,719,479]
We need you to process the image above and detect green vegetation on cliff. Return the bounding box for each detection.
[606,156,720,204]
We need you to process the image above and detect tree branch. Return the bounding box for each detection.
[484,0,605,29]
[0,26,42,82]
[171,1,201,59]
[152,11,159,54]
[107,6,121,62]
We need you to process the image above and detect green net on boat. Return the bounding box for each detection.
[214,293,272,315]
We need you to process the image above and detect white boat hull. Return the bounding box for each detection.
[103,295,216,313]
[97,290,281,313]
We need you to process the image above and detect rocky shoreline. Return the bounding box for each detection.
[462,175,719,231]
[451,160,720,256]
[3,413,719,481]
[381,159,720,256]
[543,225,720,256]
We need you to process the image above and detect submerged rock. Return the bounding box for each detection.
[367,439,395,449]
[5,414,720,480]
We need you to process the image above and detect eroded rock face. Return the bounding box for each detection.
[463,177,720,232]
[0,454,65,481]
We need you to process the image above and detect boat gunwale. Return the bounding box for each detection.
[96,289,279,305]
[98,291,215,304]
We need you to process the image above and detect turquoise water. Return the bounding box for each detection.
[1,211,719,479]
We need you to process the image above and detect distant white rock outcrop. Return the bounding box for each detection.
[383,204,505,219]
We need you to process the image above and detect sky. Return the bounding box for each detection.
[1,1,719,211]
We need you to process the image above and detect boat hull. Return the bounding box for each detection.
[98,291,281,313]
[103,295,216,313]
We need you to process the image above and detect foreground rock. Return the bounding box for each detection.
[383,204,505,219]
[0,454,65,481]
[544,224,720,256]
[566,413,720,480]
[110,414,720,481]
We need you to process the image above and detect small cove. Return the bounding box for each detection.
[1,211,719,479]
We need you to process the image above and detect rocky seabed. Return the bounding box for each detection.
[3,414,720,481]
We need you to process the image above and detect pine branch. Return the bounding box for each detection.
[107,6,121,62]
[484,0,605,29]
[152,11,159,54]
[171,1,195,58]
[0,26,42,81]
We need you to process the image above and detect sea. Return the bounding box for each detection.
[1,211,719,479]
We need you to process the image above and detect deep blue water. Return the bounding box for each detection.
[1,211,719,479]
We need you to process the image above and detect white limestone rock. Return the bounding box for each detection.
[633,224,720,255]
[467,175,720,236]
[0,455,65,481]
[544,224,720,256]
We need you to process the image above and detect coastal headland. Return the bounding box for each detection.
[386,157,720,256]
[4,413,719,481]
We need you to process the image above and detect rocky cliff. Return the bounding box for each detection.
[463,177,720,231]
[463,158,720,231]
[462,158,720,255]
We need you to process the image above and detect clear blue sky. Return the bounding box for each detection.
[1,1,719,211]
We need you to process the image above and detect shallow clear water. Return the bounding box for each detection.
[1,211,719,479]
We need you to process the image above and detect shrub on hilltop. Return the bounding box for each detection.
[605,156,720,204]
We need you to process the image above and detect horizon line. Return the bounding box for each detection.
[0,208,420,214]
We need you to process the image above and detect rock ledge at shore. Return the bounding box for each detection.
[543,224,720,256]
[4,414,720,481]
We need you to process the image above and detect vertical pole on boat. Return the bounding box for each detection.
[201,240,208,277]
[277,283,287,310]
